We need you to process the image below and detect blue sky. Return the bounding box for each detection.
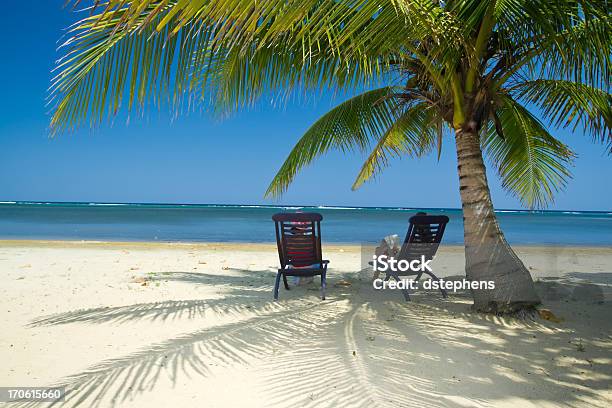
[0,2,610,211]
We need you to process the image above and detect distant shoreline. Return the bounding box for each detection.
[1,239,611,251]
[0,200,610,214]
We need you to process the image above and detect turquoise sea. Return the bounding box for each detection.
[0,202,610,246]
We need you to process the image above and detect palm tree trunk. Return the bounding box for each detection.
[454,126,540,313]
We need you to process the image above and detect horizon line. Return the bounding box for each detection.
[0,200,610,214]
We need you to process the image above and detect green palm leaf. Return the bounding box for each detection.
[265,87,400,198]
[482,96,576,209]
[510,80,612,149]
[49,5,198,134]
[52,0,469,132]
[352,103,442,190]
[493,10,611,89]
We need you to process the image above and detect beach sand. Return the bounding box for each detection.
[1,241,611,407]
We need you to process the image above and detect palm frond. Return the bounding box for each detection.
[493,9,611,89]
[52,0,470,132]
[482,96,576,209]
[510,79,612,150]
[198,36,388,114]
[265,87,401,198]
[352,103,442,190]
[49,4,198,134]
[51,1,408,131]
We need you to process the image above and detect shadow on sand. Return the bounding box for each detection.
[11,268,612,408]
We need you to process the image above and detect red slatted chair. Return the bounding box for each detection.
[272,213,329,300]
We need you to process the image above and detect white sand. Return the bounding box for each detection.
[0,241,611,407]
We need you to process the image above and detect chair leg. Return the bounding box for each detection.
[273,272,282,300]
[425,271,447,298]
[400,286,411,302]
[320,272,327,300]
[391,274,410,302]
[282,273,290,290]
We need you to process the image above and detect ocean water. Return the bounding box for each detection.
[0,202,610,246]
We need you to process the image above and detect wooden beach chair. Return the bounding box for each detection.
[272,213,329,300]
[384,214,450,301]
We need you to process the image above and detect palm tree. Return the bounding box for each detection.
[51,0,611,313]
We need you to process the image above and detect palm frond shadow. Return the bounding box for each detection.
[10,269,352,407]
[10,269,612,408]
[257,276,612,408]
[29,271,276,327]
[16,298,347,408]
[29,298,246,327]
[360,298,612,407]
[147,270,279,286]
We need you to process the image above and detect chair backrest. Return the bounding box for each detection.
[397,215,449,262]
[272,213,323,268]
